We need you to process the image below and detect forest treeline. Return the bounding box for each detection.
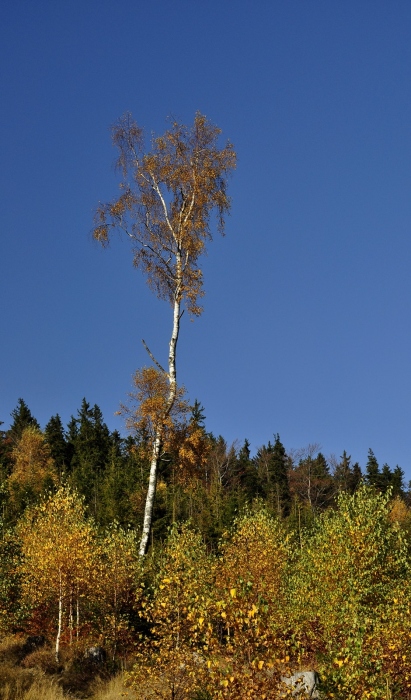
[0,398,408,539]
[1,398,411,698]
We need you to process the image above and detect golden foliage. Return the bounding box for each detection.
[93,112,236,316]
[9,427,57,495]
[290,486,411,697]
[129,524,214,699]
[119,366,190,454]
[18,487,99,652]
[209,510,292,698]
[96,524,142,653]
[389,495,410,525]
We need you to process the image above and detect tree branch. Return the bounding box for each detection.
[142,339,168,375]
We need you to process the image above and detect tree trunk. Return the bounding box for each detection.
[69,590,73,646]
[76,588,79,641]
[56,569,63,662]
[139,288,181,556]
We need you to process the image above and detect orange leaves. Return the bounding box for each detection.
[93,112,236,315]
[119,366,190,451]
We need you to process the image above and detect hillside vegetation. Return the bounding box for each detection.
[0,399,410,698]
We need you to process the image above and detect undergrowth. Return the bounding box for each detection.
[0,636,135,700]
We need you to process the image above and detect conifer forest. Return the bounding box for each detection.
[2,113,411,700]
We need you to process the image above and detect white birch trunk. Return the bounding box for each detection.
[76,588,79,641]
[56,568,63,662]
[69,590,73,646]
[139,284,181,556]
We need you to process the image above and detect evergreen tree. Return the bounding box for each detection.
[255,434,290,517]
[365,449,381,489]
[333,452,363,495]
[391,466,405,498]
[44,414,68,481]
[0,421,12,481]
[237,439,259,501]
[333,451,352,493]
[350,462,363,493]
[8,399,40,445]
[190,400,206,430]
[65,416,78,471]
[101,431,147,527]
[380,463,393,493]
[68,400,111,520]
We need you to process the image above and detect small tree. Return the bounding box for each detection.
[9,426,57,516]
[129,523,214,699]
[290,486,410,696]
[18,487,98,660]
[93,112,236,555]
[97,523,142,659]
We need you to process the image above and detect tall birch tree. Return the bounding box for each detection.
[93,112,236,555]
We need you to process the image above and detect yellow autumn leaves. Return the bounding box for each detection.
[7,484,411,698]
[17,487,142,660]
[128,489,411,699]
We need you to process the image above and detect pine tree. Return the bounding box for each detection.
[333,450,352,493]
[255,434,290,517]
[68,400,111,521]
[380,463,393,493]
[391,466,405,498]
[350,462,363,492]
[190,400,206,430]
[8,399,40,445]
[45,414,68,481]
[238,439,259,501]
[365,449,381,489]
[101,431,146,527]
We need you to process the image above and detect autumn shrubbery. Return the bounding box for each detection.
[2,485,411,697]
[126,490,411,699]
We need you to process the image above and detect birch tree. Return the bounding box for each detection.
[18,487,98,661]
[93,112,236,555]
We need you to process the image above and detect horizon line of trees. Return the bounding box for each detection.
[0,397,408,543]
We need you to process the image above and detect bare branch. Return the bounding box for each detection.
[142,339,168,375]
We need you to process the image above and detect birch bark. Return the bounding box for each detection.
[93,113,235,556]
[56,568,63,662]
[139,281,181,555]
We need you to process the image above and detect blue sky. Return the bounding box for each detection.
[2,1,411,477]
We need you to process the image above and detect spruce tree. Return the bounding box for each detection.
[380,463,393,493]
[68,400,111,520]
[365,449,381,489]
[333,450,352,493]
[349,462,362,493]
[8,399,40,444]
[391,466,405,498]
[0,422,12,480]
[238,439,259,501]
[44,414,68,481]
[255,435,290,517]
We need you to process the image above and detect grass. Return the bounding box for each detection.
[0,635,136,700]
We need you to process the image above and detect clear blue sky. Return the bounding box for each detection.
[2,1,411,477]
